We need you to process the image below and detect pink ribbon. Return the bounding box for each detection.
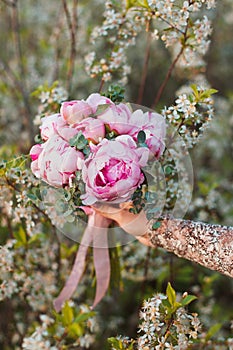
[54,210,112,312]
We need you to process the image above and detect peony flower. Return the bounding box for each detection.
[129,109,166,158]
[97,106,166,158]
[30,144,43,178]
[81,135,149,205]
[30,144,43,161]
[86,93,113,113]
[73,117,105,143]
[97,102,135,135]
[60,100,93,124]
[30,134,84,187]
[40,114,66,141]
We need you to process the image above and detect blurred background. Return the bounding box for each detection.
[0,0,232,349]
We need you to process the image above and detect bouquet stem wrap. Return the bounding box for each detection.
[54,210,112,312]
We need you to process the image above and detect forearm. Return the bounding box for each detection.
[139,217,233,278]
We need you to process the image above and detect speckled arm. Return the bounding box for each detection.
[140,217,233,278]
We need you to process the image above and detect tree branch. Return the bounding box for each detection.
[136,21,152,104]
[151,47,184,108]
[138,216,233,278]
[62,0,78,94]
[11,0,34,143]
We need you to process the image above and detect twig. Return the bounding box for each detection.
[62,0,78,94]
[0,58,25,97]
[51,4,64,81]
[151,46,184,108]
[151,12,190,108]
[98,78,105,93]
[0,0,16,6]
[11,0,34,143]
[137,26,152,104]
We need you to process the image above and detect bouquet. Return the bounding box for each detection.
[30,92,166,311]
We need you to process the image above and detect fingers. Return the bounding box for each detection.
[92,203,149,237]
[92,204,124,222]
[136,234,154,247]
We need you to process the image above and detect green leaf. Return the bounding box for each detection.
[162,298,171,309]
[166,282,176,308]
[200,88,218,100]
[126,0,149,10]
[69,132,88,150]
[190,84,199,98]
[83,146,91,157]
[67,323,83,337]
[181,294,197,307]
[152,221,161,230]
[13,226,27,247]
[27,193,38,201]
[137,130,146,144]
[102,84,125,102]
[108,337,123,349]
[190,84,218,102]
[164,165,173,175]
[28,233,46,246]
[205,323,222,341]
[60,243,78,259]
[93,104,110,116]
[4,155,28,171]
[74,311,95,323]
[61,301,74,326]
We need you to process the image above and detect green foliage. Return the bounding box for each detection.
[0,155,28,176]
[126,0,149,10]
[180,294,198,307]
[108,337,135,350]
[102,85,125,102]
[13,227,27,248]
[152,221,161,230]
[205,323,222,342]
[41,302,97,347]
[31,81,67,115]
[130,185,147,214]
[69,132,88,150]
[164,282,197,315]
[190,84,218,103]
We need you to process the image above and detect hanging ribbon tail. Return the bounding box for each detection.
[53,214,95,312]
[92,213,112,309]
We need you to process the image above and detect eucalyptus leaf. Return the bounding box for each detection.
[137,130,146,144]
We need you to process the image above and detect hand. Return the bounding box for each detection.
[92,202,150,238]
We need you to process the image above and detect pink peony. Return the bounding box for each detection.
[30,144,43,178]
[86,93,113,113]
[73,117,105,144]
[97,102,135,135]
[60,100,93,125]
[81,135,149,205]
[129,110,166,158]
[30,144,42,161]
[97,105,166,158]
[30,135,84,187]
[40,114,66,141]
